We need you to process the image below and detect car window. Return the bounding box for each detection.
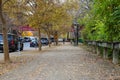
[24,37,29,39]
[0,34,18,41]
[41,38,47,40]
[0,34,3,40]
[8,35,13,40]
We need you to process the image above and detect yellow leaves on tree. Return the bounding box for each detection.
[28,0,79,37]
[22,31,33,37]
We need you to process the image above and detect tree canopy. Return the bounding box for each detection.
[78,0,120,42]
[28,0,78,33]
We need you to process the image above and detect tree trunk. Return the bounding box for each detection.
[47,32,51,47]
[38,28,42,51]
[2,25,10,63]
[0,0,10,63]
[67,32,69,40]
[54,31,58,45]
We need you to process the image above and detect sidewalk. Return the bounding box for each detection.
[0,43,120,80]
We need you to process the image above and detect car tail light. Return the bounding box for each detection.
[11,40,14,45]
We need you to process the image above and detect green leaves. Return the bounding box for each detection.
[80,0,120,41]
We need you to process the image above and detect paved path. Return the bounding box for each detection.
[0,43,120,80]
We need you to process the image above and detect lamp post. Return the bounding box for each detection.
[74,22,79,46]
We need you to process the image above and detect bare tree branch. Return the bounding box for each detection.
[2,0,11,6]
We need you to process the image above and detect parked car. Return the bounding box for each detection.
[58,38,63,42]
[30,38,49,47]
[0,33,23,52]
[50,37,54,42]
[41,38,49,45]
[23,37,31,42]
[30,38,38,47]
[18,37,24,43]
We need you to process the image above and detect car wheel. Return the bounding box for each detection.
[20,44,23,51]
[0,50,3,53]
[11,48,16,52]
[20,47,23,51]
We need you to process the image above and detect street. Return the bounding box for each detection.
[0,42,46,60]
[0,43,120,80]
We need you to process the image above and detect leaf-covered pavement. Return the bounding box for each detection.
[0,43,120,80]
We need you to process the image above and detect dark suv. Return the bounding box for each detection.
[0,33,23,52]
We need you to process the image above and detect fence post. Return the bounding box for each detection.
[112,49,119,64]
[97,46,100,55]
[103,47,108,59]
